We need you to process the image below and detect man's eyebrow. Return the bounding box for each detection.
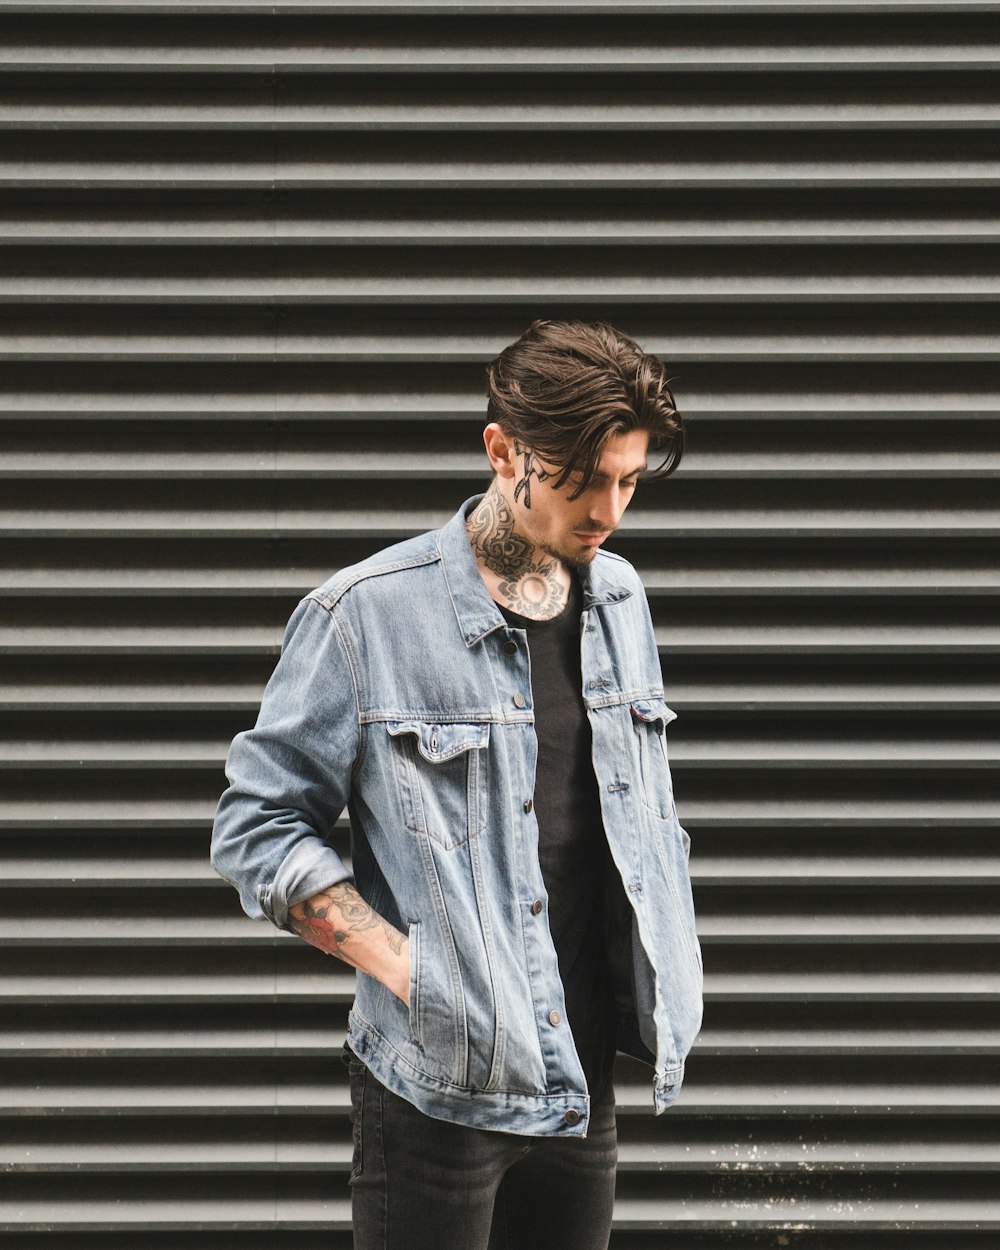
[587,463,648,482]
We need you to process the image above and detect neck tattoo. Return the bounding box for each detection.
[466,483,568,619]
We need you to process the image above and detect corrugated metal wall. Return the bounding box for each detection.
[1,2,997,1244]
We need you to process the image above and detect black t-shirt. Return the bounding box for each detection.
[498,571,616,1097]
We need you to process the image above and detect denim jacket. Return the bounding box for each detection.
[211,494,703,1137]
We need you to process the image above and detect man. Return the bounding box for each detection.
[211,319,703,1249]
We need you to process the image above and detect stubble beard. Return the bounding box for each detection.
[539,534,595,568]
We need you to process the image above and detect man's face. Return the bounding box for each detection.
[509,428,650,566]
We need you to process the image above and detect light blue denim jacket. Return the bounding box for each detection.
[212,494,703,1137]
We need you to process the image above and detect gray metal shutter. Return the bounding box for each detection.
[1,3,997,1245]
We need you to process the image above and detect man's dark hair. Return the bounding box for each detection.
[486,319,684,499]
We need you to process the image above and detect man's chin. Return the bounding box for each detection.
[540,540,598,568]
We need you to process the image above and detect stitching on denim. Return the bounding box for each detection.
[328,601,368,780]
[349,1062,365,1182]
[309,549,442,613]
[376,1076,387,1250]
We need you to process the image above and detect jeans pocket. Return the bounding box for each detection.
[348,1058,366,1182]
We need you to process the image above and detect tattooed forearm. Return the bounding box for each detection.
[287,883,410,1004]
[511,439,553,510]
[466,482,532,579]
[381,921,405,955]
[289,883,394,963]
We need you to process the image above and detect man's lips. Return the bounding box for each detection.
[574,531,610,545]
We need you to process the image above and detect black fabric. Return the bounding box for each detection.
[347,1053,618,1250]
[498,571,616,1099]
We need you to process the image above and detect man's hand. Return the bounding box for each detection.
[288,882,410,1006]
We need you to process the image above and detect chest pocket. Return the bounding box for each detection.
[630,698,677,820]
[386,720,490,851]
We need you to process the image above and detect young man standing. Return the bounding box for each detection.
[211,319,703,1249]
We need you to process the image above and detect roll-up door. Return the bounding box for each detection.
[1,3,997,1245]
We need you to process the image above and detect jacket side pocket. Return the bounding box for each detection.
[407,918,421,1047]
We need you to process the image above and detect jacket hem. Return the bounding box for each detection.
[348,1009,593,1138]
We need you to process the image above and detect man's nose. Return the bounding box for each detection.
[590,486,622,530]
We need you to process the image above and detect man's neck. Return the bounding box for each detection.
[466,483,570,621]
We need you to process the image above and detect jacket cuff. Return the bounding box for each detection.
[269,837,354,930]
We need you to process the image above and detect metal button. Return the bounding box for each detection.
[530,899,543,916]
[513,691,526,708]
[523,798,533,814]
[502,640,518,655]
[548,1010,561,1026]
[563,1109,581,1127]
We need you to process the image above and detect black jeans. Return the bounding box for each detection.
[346,1052,618,1250]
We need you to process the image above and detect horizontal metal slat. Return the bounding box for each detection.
[3,318,999,360]
[4,1,999,11]
[2,129,997,189]
[0,1201,995,1238]
[1,13,997,76]
[0,206,998,246]
[1,262,999,304]
[3,89,1000,132]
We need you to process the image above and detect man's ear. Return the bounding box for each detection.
[482,423,519,480]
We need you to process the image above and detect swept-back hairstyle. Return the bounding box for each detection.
[486,319,683,498]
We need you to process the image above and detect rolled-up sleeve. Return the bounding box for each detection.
[211,595,359,931]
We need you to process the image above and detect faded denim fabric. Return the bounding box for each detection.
[211,494,703,1138]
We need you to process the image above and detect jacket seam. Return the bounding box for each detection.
[322,598,368,781]
[308,549,441,612]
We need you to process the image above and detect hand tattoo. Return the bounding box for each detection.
[511,439,553,510]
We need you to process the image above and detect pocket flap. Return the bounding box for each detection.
[630,697,677,729]
[386,720,490,763]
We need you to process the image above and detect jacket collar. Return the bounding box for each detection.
[438,494,634,648]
